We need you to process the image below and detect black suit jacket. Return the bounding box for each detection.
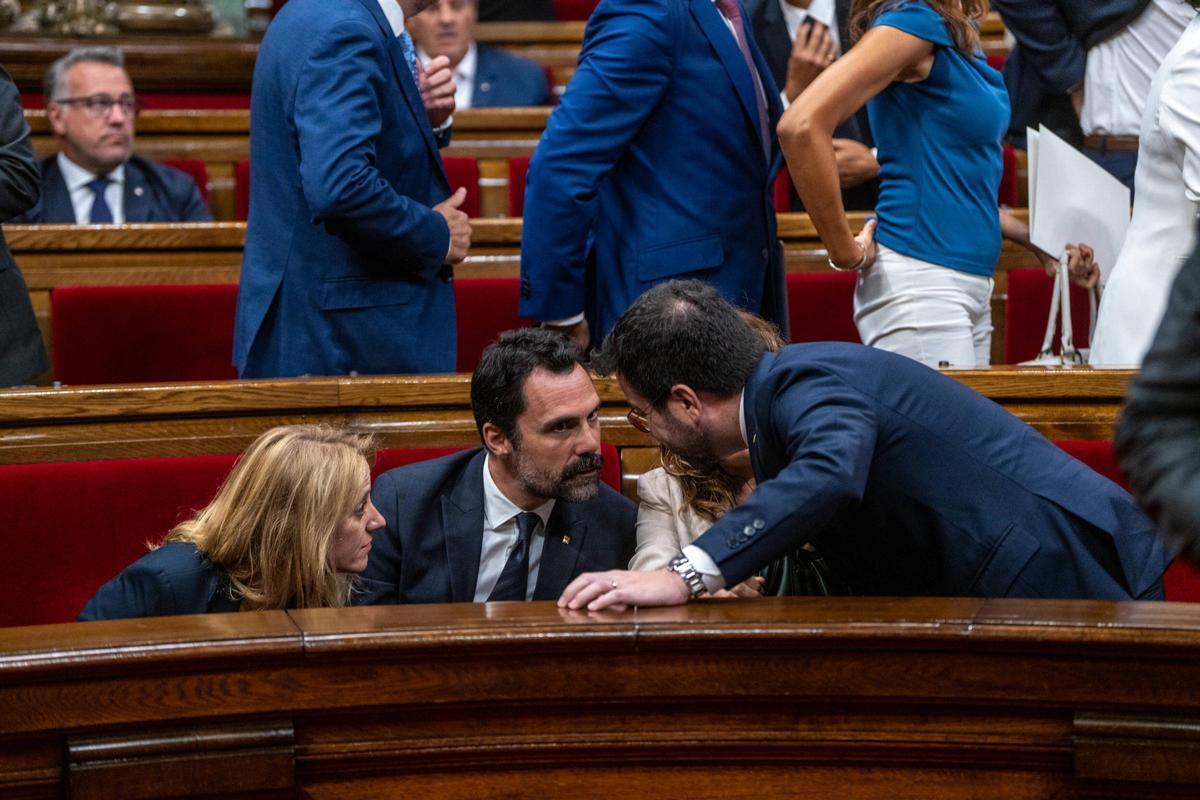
[357,448,637,604]
[1117,237,1200,566]
[13,154,212,224]
[0,65,47,386]
[745,0,877,210]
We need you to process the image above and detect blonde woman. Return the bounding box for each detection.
[79,425,385,620]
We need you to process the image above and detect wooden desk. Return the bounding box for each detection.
[1,598,1197,800]
[0,369,1136,502]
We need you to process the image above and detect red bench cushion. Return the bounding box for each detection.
[786,272,861,344]
[1004,268,1093,364]
[51,284,239,385]
[455,277,537,372]
[442,156,481,218]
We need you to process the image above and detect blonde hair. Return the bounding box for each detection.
[849,0,987,58]
[661,312,785,522]
[165,425,378,610]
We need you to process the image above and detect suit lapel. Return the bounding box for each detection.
[690,0,771,160]
[41,161,77,223]
[442,450,488,602]
[744,354,773,484]
[123,161,153,223]
[350,0,447,179]
[532,501,587,600]
[473,46,496,105]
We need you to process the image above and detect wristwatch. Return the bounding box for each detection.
[667,554,708,600]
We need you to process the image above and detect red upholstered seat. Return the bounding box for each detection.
[1052,439,1200,602]
[786,272,861,344]
[159,157,210,202]
[441,156,481,218]
[508,155,531,217]
[454,277,537,372]
[554,0,599,20]
[0,454,238,627]
[998,144,1018,208]
[51,284,239,385]
[235,158,250,221]
[1003,268,1092,364]
[773,168,793,213]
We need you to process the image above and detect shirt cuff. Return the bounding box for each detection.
[682,544,727,593]
[434,115,453,134]
[543,313,585,328]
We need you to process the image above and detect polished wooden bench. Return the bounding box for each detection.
[2,598,1198,800]
[6,211,1043,374]
[0,369,1137,493]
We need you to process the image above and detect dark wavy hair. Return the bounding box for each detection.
[471,328,585,442]
[848,0,987,58]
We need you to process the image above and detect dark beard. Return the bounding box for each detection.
[661,412,720,469]
[514,449,604,502]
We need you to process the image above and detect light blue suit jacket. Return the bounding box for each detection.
[519,0,787,341]
[234,0,455,377]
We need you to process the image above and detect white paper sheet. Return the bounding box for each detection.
[1025,127,1039,222]
[1029,124,1131,289]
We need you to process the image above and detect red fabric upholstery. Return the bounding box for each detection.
[786,272,861,344]
[0,454,237,627]
[159,158,210,202]
[1052,439,1200,602]
[773,168,793,213]
[441,156,481,218]
[1003,268,1092,364]
[235,159,250,221]
[554,0,599,20]
[454,277,537,372]
[985,52,1008,72]
[998,144,1018,208]
[508,155,531,217]
[51,284,239,385]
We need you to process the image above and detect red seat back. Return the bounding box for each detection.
[1003,268,1092,364]
[235,158,250,221]
[51,284,239,385]
[455,277,537,372]
[553,0,599,20]
[508,155,531,217]
[0,454,238,627]
[159,157,209,202]
[786,272,861,344]
[998,144,1018,208]
[1052,439,1200,602]
[442,156,481,218]
[773,168,793,213]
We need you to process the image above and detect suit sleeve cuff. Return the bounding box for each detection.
[682,544,726,592]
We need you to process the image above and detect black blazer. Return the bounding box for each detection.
[357,448,636,604]
[0,64,47,386]
[13,153,212,224]
[78,542,240,621]
[1117,237,1200,565]
[745,0,877,210]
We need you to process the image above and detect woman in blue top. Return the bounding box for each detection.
[778,0,1096,367]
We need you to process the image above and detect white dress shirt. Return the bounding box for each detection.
[376,0,404,35]
[1081,0,1195,137]
[419,43,477,110]
[475,453,556,601]
[57,153,126,225]
[778,0,840,53]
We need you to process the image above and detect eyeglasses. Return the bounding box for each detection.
[626,404,651,434]
[53,94,139,119]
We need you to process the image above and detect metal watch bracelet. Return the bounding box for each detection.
[667,554,708,600]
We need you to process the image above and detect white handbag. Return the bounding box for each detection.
[1019,254,1101,366]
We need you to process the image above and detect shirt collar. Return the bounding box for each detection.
[376,0,406,38]
[738,389,749,448]
[778,0,837,33]
[482,453,556,532]
[417,41,477,81]
[57,152,125,192]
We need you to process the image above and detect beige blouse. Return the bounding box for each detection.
[629,467,715,571]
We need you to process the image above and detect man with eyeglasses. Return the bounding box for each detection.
[13,47,211,224]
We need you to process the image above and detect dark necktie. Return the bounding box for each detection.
[713,0,771,158]
[87,177,113,224]
[487,511,540,601]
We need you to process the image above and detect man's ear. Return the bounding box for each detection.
[481,421,512,458]
[668,384,704,423]
[47,104,67,138]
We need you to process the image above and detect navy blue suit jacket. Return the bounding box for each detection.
[472,44,553,107]
[990,0,1148,140]
[356,448,637,604]
[78,542,240,621]
[519,0,787,342]
[691,344,1168,599]
[12,154,211,224]
[234,0,455,378]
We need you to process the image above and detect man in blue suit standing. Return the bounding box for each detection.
[408,0,554,108]
[519,0,787,349]
[357,328,636,604]
[560,281,1168,610]
[234,0,474,378]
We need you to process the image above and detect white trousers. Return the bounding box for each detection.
[853,244,994,368]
